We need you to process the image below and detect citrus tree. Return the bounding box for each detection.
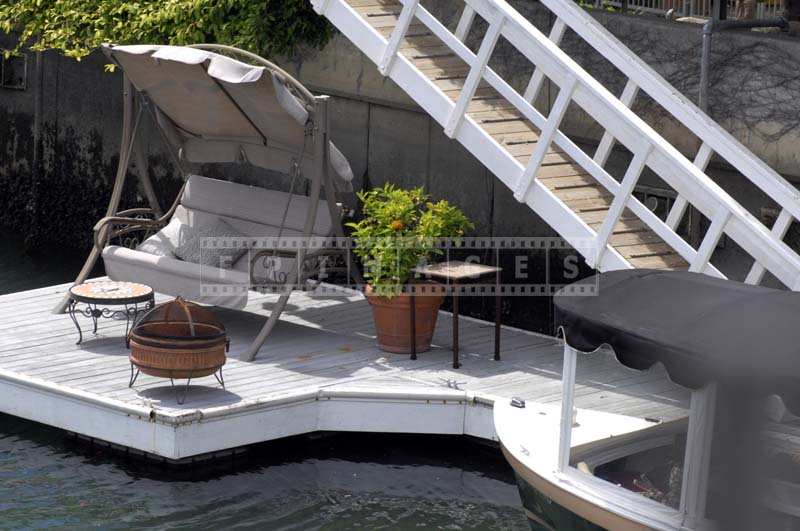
[0,0,332,59]
[347,184,474,296]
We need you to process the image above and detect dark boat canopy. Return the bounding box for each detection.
[555,269,800,410]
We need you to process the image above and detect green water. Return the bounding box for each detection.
[0,238,527,530]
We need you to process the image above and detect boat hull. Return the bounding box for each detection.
[502,444,651,531]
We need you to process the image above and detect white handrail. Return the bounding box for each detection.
[538,0,800,224]
[316,0,800,289]
[412,2,718,275]
[458,0,800,288]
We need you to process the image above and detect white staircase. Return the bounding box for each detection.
[311,0,800,288]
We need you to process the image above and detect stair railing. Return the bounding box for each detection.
[313,0,800,289]
[536,0,800,288]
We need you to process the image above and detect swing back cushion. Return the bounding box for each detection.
[102,175,334,309]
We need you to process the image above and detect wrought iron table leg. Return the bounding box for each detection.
[124,303,131,347]
[129,364,140,387]
[68,300,83,345]
[91,304,98,335]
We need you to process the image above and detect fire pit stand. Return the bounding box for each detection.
[127,297,228,404]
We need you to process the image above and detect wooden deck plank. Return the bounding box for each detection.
[0,279,691,458]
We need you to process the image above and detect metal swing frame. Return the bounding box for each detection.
[53,44,361,362]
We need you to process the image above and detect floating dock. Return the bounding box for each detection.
[0,280,689,461]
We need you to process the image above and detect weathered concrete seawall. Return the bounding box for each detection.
[1,5,799,330]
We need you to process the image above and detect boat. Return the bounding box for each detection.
[496,269,800,530]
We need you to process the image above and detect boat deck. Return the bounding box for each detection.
[0,280,689,460]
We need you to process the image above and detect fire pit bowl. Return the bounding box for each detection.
[128,297,228,402]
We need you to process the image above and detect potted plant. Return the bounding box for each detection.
[348,184,473,353]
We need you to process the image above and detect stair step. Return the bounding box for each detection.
[517,151,572,166]
[541,174,599,189]
[563,196,614,212]
[551,184,611,202]
[377,24,429,38]
[400,35,442,50]
[466,98,516,113]
[536,163,587,179]
[616,242,674,259]
[361,13,403,29]
[609,230,664,246]
[628,253,689,270]
[349,0,399,6]
[332,0,713,276]
[353,4,401,16]
[577,207,636,225]
[589,218,648,234]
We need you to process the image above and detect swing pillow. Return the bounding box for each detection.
[174,217,248,269]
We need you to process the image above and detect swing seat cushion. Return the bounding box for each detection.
[102,175,334,309]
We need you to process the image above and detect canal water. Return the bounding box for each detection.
[0,238,527,529]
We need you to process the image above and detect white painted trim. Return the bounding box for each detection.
[319,0,799,286]
[745,208,793,285]
[592,143,654,268]
[311,0,332,15]
[689,208,731,273]
[444,10,505,138]
[378,0,420,76]
[679,382,717,529]
[514,75,577,203]
[496,401,688,531]
[454,4,476,41]
[666,143,714,230]
[522,18,567,103]
[592,78,639,167]
[558,341,578,471]
[538,0,800,225]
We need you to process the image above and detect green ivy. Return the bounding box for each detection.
[0,0,332,59]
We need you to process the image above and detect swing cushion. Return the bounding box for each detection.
[102,175,334,309]
[173,217,248,267]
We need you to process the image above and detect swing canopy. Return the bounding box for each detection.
[60,44,360,361]
[102,44,353,185]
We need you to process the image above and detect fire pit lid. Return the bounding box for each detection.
[131,297,226,341]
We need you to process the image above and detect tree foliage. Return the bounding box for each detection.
[0,0,332,59]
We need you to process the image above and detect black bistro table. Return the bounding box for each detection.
[67,281,155,345]
[411,260,502,369]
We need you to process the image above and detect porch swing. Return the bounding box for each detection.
[53,44,359,361]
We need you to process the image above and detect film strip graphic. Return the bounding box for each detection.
[197,236,600,297]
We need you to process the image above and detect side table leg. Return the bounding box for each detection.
[124,303,132,347]
[452,280,460,369]
[410,289,417,361]
[91,304,98,335]
[68,300,83,345]
[495,269,501,361]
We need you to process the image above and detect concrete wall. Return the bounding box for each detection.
[2,4,800,331]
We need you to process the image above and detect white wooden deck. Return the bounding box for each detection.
[0,280,689,460]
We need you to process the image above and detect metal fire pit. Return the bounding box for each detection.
[128,297,228,403]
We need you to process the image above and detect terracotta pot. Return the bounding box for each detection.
[365,282,445,354]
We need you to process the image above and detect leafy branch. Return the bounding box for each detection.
[0,0,332,59]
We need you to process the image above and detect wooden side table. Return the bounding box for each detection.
[411,261,502,369]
